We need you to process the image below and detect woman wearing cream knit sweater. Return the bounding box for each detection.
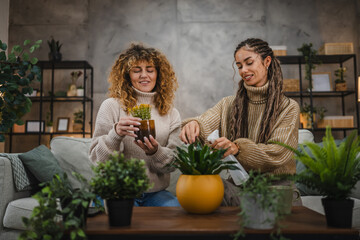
[180,38,300,206]
[90,43,181,206]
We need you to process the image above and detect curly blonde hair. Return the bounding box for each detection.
[108,43,178,115]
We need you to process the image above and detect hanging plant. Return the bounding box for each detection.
[297,43,321,90]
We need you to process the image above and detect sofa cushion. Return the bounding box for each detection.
[3,197,38,230]
[0,153,38,192]
[301,196,360,230]
[50,137,95,189]
[19,145,64,183]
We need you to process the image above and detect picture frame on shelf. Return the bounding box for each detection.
[312,72,332,91]
[25,120,45,133]
[56,117,70,132]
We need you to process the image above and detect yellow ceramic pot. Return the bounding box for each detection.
[176,174,224,214]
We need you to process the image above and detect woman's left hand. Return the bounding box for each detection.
[134,135,159,155]
[211,137,239,158]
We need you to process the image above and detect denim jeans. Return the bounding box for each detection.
[134,190,180,207]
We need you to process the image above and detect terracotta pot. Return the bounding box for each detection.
[134,120,156,141]
[300,113,316,129]
[73,123,83,132]
[335,83,347,91]
[176,174,224,214]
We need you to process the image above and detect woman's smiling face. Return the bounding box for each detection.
[235,48,271,87]
[129,60,157,92]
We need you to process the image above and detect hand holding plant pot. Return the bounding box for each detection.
[90,151,151,226]
[129,104,156,141]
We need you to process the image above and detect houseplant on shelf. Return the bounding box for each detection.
[73,109,83,132]
[47,36,62,62]
[45,111,53,133]
[129,104,155,141]
[170,141,239,214]
[297,43,321,90]
[90,151,151,226]
[20,172,101,240]
[334,67,347,91]
[68,71,82,97]
[273,126,360,228]
[0,39,42,142]
[300,103,327,129]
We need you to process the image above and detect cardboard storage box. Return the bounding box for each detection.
[317,116,354,128]
[319,43,353,55]
[283,79,300,92]
[271,46,287,56]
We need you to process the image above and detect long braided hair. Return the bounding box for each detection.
[228,38,285,143]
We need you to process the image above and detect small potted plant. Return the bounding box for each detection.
[67,71,82,97]
[300,103,327,129]
[47,36,62,62]
[45,111,53,133]
[129,104,155,141]
[77,85,84,97]
[297,43,321,90]
[20,172,100,240]
[334,67,347,91]
[73,109,83,132]
[273,126,360,228]
[170,141,239,214]
[90,151,151,226]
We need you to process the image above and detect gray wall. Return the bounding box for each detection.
[0,0,9,48]
[6,0,360,143]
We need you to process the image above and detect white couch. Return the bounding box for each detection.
[0,130,359,240]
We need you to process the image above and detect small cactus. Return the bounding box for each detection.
[129,104,151,120]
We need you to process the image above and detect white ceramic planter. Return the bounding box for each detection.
[240,194,276,229]
[77,89,84,96]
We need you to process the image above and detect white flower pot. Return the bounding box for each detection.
[77,89,84,96]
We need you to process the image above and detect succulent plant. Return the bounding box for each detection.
[129,104,151,120]
[171,141,239,175]
[47,36,62,53]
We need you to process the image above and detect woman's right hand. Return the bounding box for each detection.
[115,116,142,137]
[180,120,200,144]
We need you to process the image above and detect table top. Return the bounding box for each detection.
[85,206,359,239]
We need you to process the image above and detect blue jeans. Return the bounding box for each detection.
[134,190,180,207]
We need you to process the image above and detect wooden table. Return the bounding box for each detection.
[84,206,359,240]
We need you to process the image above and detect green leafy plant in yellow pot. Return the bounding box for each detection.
[170,141,239,214]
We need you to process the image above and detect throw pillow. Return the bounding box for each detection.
[19,145,64,183]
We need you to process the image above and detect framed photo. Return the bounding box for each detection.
[312,72,332,91]
[25,120,45,133]
[57,117,70,132]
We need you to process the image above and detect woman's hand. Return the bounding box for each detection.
[115,116,142,137]
[211,137,239,158]
[134,135,159,155]
[180,121,200,144]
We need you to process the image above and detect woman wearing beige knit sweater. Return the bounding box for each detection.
[180,38,300,206]
[90,43,181,206]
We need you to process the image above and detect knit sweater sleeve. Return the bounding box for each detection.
[233,99,300,173]
[146,108,182,174]
[182,97,231,142]
[89,98,124,164]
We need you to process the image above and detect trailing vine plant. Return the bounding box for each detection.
[297,43,321,90]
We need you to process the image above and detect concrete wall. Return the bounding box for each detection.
[0,0,9,48]
[6,0,360,147]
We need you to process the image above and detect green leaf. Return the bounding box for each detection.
[0,41,7,51]
[30,57,38,65]
[22,52,29,61]
[29,45,35,53]
[0,51,5,60]
[23,40,31,46]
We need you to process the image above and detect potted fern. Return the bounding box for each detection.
[273,126,360,228]
[90,151,151,226]
[129,104,155,141]
[171,141,239,214]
